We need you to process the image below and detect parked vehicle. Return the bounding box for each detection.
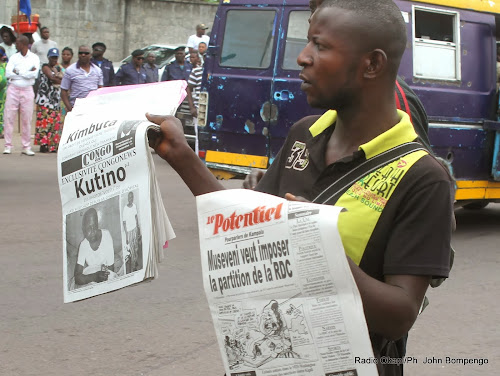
[197,0,500,209]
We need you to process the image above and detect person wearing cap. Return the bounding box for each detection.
[0,26,17,59]
[187,23,210,53]
[91,42,115,87]
[3,35,39,155]
[34,47,64,153]
[31,27,58,65]
[115,49,147,86]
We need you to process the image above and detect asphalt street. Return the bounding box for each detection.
[0,134,498,376]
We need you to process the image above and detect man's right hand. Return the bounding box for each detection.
[242,169,266,190]
[146,113,191,163]
[95,270,109,282]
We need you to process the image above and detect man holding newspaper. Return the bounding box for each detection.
[147,1,453,375]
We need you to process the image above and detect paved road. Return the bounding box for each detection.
[0,150,498,376]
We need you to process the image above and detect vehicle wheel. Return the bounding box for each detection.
[462,201,489,210]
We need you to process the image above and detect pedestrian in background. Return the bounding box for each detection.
[0,47,7,139]
[31,27,58,65]
[161,46,191,82]
[91,42,115,87]
[3,36,39,156]
[115,49,147,86]
[187,24,210,53]
[143,52,159,83]
[0,26,17,59]
[60,47,73,72]
[34,48,63,153]
[61,45,103,112]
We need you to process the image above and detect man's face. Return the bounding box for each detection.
[198,43,207,55]
[92,45,105,59]
[128,192,134,204]
[1,31,12,45]
[175,50,185,63]
[133,54,144,68]
[146,54,156,65]
[190,52,200,66]
[297,7,362,110]
[78,47,92,64]
[83,212,99,243]
[197,26,206,36]
[15,39,25,52]
[41,28,50,40]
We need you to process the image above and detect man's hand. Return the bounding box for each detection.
[242,169,266,190]
[146,113,190,162]
[284,193,309,202]
[94,270,109,282]
[190,107,198,118]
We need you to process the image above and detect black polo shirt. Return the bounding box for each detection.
[256,111,453,376]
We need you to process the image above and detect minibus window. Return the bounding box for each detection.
[412,6,461,81]
[220,10,276,69]
[282,11,310,70]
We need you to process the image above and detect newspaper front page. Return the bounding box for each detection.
[58,81,185,303]
[197,189,378,376]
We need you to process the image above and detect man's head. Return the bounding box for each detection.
[78,45,92,65]
[15,35,30,54]
[189,51,201,67]
[174,47,185,64]
[0,26,16,46]
[40,27,50,40]
[128,191,134,204]
[196,23,208,37]
[131,49,144,68]
[198,42,207,55]
[297,0,407,110]
[82,208,99,243]
[146,52,156,65]
[92,42,106,59]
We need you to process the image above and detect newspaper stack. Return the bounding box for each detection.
[58,81,186,303]
[197,189,378,376]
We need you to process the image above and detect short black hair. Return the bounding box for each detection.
[131,49,144,57]
[92,42,106,50]
[40,26,49,32]
[62,46,74,55]
[174,46,185,52]
[320,0,407,69]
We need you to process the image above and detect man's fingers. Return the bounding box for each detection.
[285,193,309,202]
[146,113,169,126]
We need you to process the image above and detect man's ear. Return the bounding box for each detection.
[363,49,387,79]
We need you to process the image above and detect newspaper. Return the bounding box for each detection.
[58,81,186,303]
[197,189,378,376]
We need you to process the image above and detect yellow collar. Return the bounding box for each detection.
[308,110,417,159]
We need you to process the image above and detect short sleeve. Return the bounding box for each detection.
[384,178,453,278]
[61,71,71,90]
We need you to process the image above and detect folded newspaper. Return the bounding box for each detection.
[197,189,378,376]
[58,81,186,303]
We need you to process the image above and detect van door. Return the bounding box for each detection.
[270,7,317,163]
[201,3,282,173]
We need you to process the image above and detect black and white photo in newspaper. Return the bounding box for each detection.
[197,189,377,376]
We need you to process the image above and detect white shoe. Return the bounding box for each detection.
[3,147,11,154]
[22,148,35,156]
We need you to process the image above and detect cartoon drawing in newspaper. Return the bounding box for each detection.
[219,299,315,371]
[65,197,126,290]
[121,190,143,273]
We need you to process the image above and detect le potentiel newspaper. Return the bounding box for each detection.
[197,189,378,376]
[57,81,185,303]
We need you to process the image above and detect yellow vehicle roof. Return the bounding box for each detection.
[412,0,500,14]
